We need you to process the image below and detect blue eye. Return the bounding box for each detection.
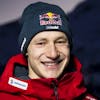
[56,40,66,44]
[56,40,69,47]
[37,42,44,45]
[36,42,46,46]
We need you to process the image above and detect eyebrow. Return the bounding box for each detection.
[35,38,47,41]
[56,36,68,41]
[33,35,68,42]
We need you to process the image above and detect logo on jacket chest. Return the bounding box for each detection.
[8,77,28,90]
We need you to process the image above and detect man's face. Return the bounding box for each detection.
[27,31,70,79]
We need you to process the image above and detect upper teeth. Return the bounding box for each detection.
[44,62,56,66]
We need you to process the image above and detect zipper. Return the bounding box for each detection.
[51,80,59,100]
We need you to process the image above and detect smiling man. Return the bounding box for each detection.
[27,31,70,79]
[0,1,97,100]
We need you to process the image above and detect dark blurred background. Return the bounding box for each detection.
[0,0,100,99]
[68,0,100,98]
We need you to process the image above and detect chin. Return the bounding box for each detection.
[47,74,60,79]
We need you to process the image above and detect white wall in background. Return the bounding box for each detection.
[0,0,84,25]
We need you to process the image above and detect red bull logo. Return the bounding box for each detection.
[39,12,62,26]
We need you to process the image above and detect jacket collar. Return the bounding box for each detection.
[0,54,86,99]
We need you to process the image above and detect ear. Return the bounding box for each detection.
[25,52,28,56]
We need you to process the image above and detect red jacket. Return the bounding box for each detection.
[0,54,97,100]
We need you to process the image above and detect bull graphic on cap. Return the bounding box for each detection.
[39,12,62,26]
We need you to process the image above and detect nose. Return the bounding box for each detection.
[46,43,59,59]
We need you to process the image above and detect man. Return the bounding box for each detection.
[0,2,97,100]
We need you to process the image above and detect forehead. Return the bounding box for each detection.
[32,31,68,40]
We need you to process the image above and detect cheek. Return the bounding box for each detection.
[59,46,70,56]
[27,49,41,67]
[27,47,44,59]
